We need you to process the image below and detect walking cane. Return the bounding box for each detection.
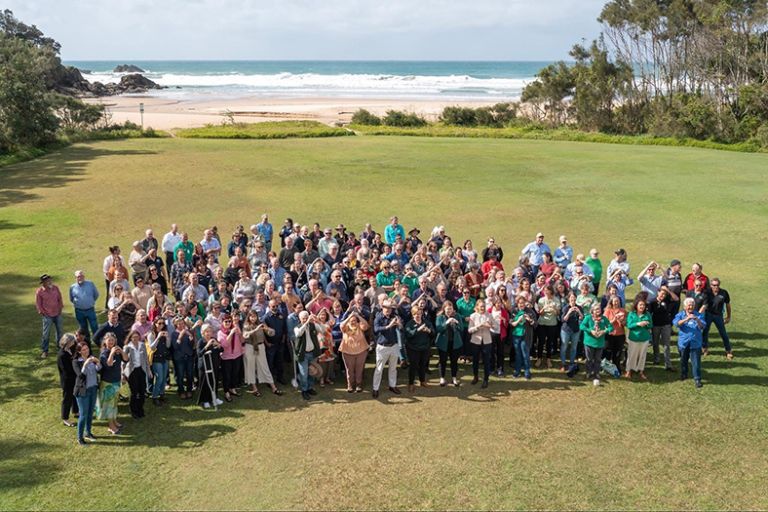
[201,350,218,411]
[290,340,299,390]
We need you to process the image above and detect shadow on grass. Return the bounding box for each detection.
[0,146,157,208]
[92,406,241,448]
[0,439,63,491]
[0,219,33,230]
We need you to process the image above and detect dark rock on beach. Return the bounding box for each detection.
[51,67,165,97]
[113,64,145,73]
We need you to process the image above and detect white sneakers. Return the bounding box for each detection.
[214,398,224,406]
[202,402,211,409]
[593,379,600,387]
[439,378,446,386]
[452,378,460,387]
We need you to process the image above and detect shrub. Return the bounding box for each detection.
[350,109,381,126]
[440,106,477,126]
[756,124,768,149]
[383,110,427,127]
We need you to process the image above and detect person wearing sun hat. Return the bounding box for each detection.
[36,274,64,358]
[372,299,402,397]
[405,227,422,254]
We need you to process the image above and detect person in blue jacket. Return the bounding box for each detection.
[673,297,706,388]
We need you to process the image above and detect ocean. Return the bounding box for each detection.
[64,60,549,101]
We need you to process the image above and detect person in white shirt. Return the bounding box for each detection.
[468,301,493,388]
[161,224,182,276]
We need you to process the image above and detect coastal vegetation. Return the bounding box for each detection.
[1,135,767,509]
[0,10,160,166]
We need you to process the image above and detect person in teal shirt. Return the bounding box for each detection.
[625,299,653,380]
[510,295,533,379]
[383,216,406,246]
[580,303,613,386]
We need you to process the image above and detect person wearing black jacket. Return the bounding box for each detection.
[649,288,676,371]
[93,309,126,348]
[57,333,79,427]
[404,306,434,393]
[197,324,223,409]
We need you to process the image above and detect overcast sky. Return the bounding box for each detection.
[6,0,607,61]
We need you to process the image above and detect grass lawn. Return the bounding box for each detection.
[1,135,767,511]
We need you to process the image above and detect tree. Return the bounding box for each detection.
[521,62,575,126]
[0,34,58,152]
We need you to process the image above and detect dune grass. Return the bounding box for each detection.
[175,120,353,139]
[0,135,767,510]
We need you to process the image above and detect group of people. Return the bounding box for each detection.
[35,215,735,446]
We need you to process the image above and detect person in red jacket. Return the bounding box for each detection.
[481,253,504,279]
[36,274,63,358]
[683,262,709,292]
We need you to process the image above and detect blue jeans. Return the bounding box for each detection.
[41,315,63,353]
[703,314,731,353]
[512,335,531,378]
[679,345,702,381]
[75,385,97,440]
[74,308,98,340]
[151,360,169,398]
[560,328,579,367]
[297,352,316,392]
[174,357,194,394]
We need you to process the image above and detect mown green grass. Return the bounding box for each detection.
[351,123,767,153]
[1,136,767,511]
[175,120,353,139]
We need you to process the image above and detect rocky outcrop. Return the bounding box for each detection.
[116,73,163,93]
[52,67,165,97]
[113,64,145,73]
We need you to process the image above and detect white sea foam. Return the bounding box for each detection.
[83,71,531,99]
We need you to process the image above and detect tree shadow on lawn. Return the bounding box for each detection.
[0,146,157,208]
[0,219,33,230]
[0,439,63,491]
[92,406,241,449]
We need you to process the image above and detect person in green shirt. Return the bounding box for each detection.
[455,289,476,363]
[585,248,603,294]
[173,233,195,263]
[625,299,653,380]
[510,295,534,379]
[580,303,613,386]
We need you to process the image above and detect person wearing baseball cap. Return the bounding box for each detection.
[554,235,573,270]
[36,274,63,358]
[520,232,551,277]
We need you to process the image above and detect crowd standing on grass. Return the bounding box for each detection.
[35,215,735,446]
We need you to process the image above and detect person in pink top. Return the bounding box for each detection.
[36,274,63,358]
[217,314,243,402]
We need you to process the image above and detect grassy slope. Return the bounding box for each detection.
[0,136,767,510]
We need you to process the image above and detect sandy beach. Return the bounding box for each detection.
[84,95,497,130]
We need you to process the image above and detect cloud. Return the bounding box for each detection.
[3,0,606,60]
